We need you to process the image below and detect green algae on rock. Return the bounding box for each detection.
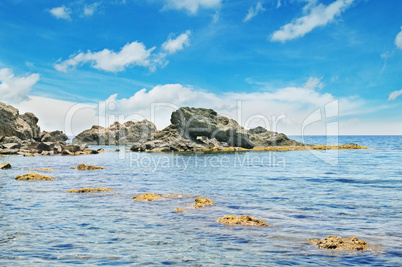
[132,193,162,201]
[216,215,268,227]
[194,197,215,208]
[76,163,106,170]
[309,235,368,251]
[15,172,56,181]
[68,187,114,193]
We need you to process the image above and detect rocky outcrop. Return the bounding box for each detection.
[0,162,12,169]
[216,215,269,226]
[130,107,303,152]
[72,120,156,145]
[0,102,40,140]
[15,173,56,181]
[309,235,368,250]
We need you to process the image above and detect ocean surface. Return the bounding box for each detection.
[1,136,401,266]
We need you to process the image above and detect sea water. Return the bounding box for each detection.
[0,136,401,266]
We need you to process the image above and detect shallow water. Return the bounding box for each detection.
[1,136,401,266]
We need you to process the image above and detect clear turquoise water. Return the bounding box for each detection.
[1,136,401,266]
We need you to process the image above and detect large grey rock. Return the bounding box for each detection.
[39,130,69,143]
[73,120,156,145]
[0,102,40,140]
[171,107,253,148]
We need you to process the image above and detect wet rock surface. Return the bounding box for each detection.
[194,197,215,208]
[68,187,114,193]
[174,208,186,213]
[15,172,57,181]
[76,163,106,170]
[0,162,12,169]
[309,235,368,251]
[216,215,269,226]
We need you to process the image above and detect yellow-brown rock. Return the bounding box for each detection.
[216,215,268,227]
[15,172,56,181]
[132,193,162,201]
[76,163,106,170]
[309,235,368,250]
[194,197,215,208]
[68,187,114,193]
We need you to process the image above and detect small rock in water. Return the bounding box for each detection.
[132,193,162,201]
[309,235,368,251]
[76,163,106,170]
[0,162,12,169]
[15,172,56,181]
[174,208,186,212]
[194,197,215,208]
[68,187,114,193]
[216,215,269,227]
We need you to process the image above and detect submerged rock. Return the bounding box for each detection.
[15,172,56,181]
[216,215,269,227]
[309,235,368,251]
[174,208,186,212]
[0,162,12,169]
[76,163,106,170]
[68,187,114,193]
[194,197,215,208]
[132,193,162,201]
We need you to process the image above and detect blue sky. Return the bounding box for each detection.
[0,0,402,135]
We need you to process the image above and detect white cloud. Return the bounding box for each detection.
[395,26,402,49]
[162,0,222,14]
[54,42,155,72]
[49,6,72,20]
[243,2,266,22]
[55,30,191,72]
[388,89,402,101]
[83,3,100,16]
[276,0,281,8]
[0,68,40,104]
[271,0,354,42]
[162,30,191,54]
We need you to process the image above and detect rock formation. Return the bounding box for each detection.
[72,120,156,145]
[130,107,303,152]
[132,193,162,201]
[0,162,12,169]
[76,163,106,170]
[0,102,40,140]
[194,197,215,208]
[68,187,114,193]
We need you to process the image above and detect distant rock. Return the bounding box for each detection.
[309,235,368,250]
[0,162,12,169]
[174,208,186,212]
[72,120,156,145]
[216,215,269,227]
[68,187,114,193]
[76,163,106,170]
[0,102,40,140]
